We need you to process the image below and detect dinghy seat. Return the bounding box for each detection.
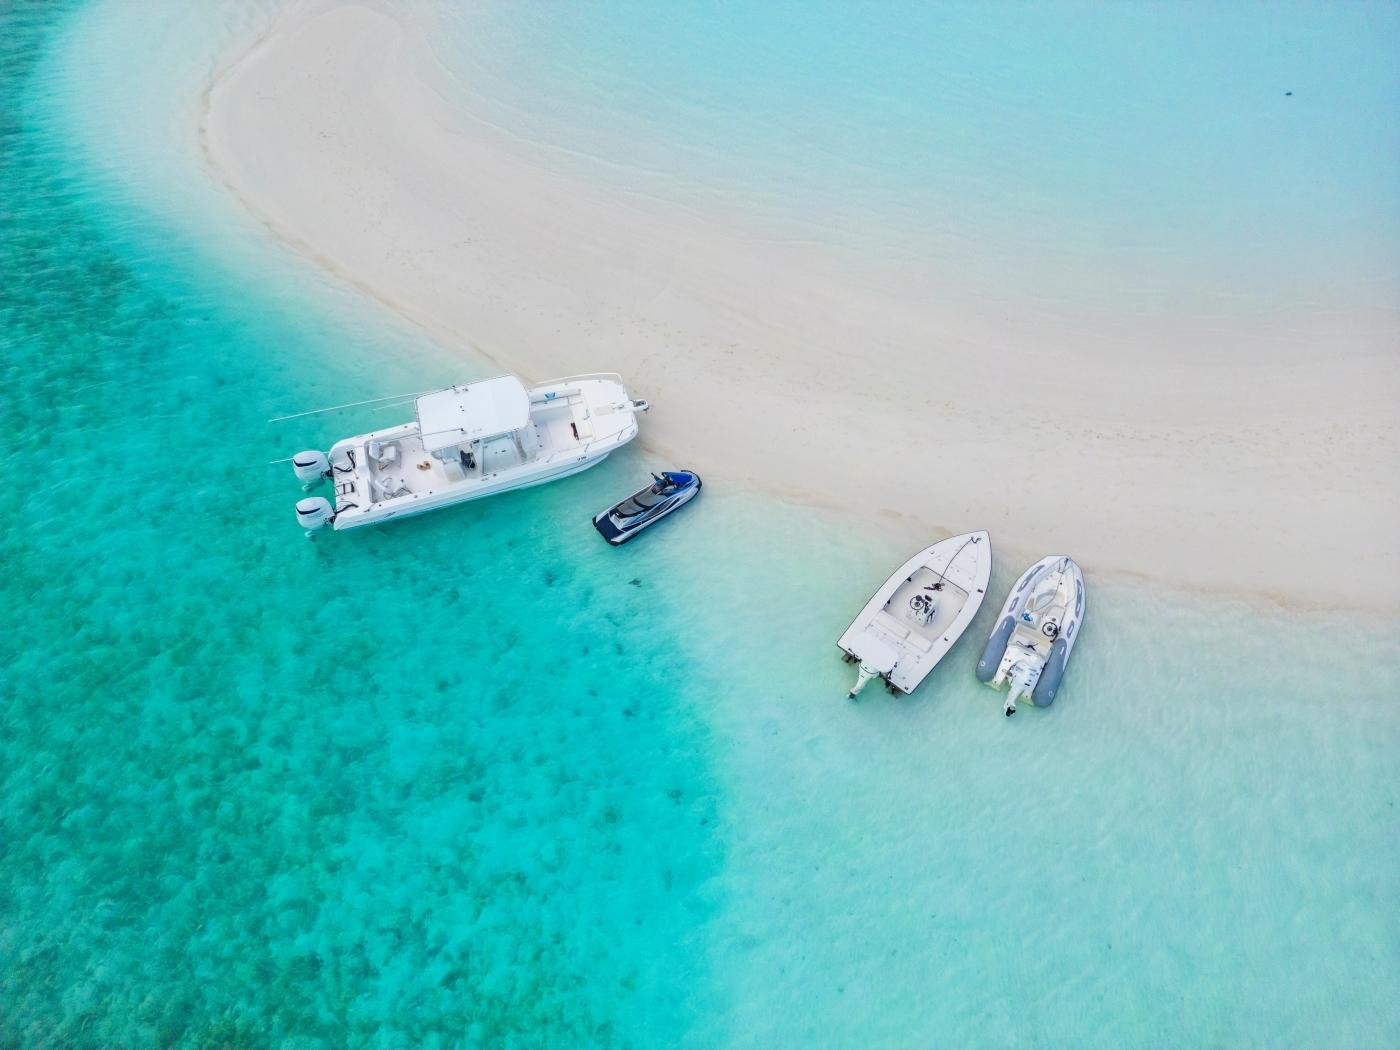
[1022,579,1067,633]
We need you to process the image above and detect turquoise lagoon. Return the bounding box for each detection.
[2,2,1399,1048]
[444,0,1400,342]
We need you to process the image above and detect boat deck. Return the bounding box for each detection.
[1003,577,1071,659]
[369,435,457,498]
[319,375,643,528]
[837,531,992,695]
[531,395,592,447]
[337,397,593,509]
[874,569,972,655]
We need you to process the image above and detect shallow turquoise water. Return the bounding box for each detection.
[3,2,1399,1048]
[446,0,1400,331]
[2,4,722,1045]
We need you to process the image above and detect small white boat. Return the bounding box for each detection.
[837,531,992,698]
[975,556,1085,716]
[290,373,648,533]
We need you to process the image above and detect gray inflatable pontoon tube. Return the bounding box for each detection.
[975,616,1015,683]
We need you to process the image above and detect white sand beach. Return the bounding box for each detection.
[201,0,1399,611]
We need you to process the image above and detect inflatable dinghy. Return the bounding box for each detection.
[976,556,1085,715]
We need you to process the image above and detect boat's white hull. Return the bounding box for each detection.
[290,373,645,535]
[332,449,611,530]
[837,531,992,696]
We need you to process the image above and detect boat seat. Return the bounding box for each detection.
[1021,603,1067,637]
[904,632,933,653]
[373,475,408,501]
[518,424,543,456]
[874,610,911,641]
[571,407,594,440]
[368,439,399,468]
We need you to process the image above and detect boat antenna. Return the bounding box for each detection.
[267,388,436,424]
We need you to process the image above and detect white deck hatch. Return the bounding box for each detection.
[415,376,530,451]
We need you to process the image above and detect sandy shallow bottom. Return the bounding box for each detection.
[200,0,1400,611]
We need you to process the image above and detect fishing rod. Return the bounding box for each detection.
[930,533,980,590]
[267,389,436,424]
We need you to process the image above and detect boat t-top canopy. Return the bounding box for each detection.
[415,376,530,451]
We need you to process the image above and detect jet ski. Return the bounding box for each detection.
[592,470,702,545]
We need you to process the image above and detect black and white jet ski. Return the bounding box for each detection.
[592,470,702,546]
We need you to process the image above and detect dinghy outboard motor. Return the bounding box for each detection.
[295,496,335,535]
[292,450,331,488]
[1002,654,1042,716]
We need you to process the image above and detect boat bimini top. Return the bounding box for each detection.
[414,376,530,451]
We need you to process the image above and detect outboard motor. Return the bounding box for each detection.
[849,660,884,699]
[1003,655,1042,716]
[295,496,335,536]
[292,450,331,488]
